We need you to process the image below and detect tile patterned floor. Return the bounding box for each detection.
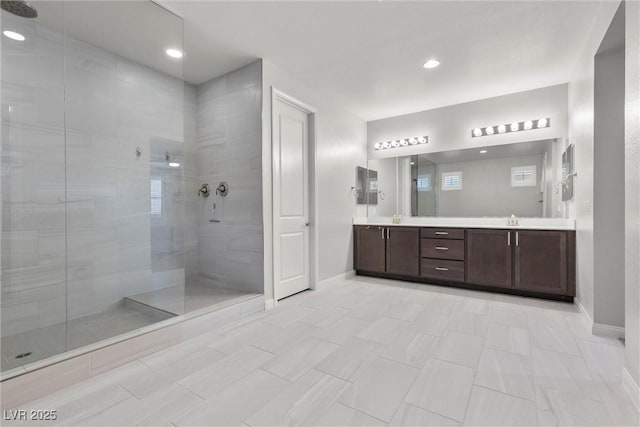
[5,276,639,426]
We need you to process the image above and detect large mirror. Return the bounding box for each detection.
[367,139,565,218]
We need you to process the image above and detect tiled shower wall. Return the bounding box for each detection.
[192,61,263,294]
[1,13,189,337]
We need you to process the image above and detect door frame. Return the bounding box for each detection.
[271,87,318,305]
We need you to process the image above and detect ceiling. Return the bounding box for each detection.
[163,0,605,121]
[16,1,606,122]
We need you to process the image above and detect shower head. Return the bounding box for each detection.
[1,1,38,18]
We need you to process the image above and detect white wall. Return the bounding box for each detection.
[366,157,397,217]
[567,1,620,322]
[261,61,367,303]
[624,0,640,390]
[594,34,625,329]
[367,84,568,160]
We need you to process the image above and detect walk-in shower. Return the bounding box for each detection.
[1,0,264,375]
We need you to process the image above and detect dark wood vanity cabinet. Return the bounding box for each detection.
[514,230,572,295]
[354,226,419,276]
[354,225,576,301]
[466,229,513,288]
[354,226,386,273]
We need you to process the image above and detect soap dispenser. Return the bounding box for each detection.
[508,214,519,226]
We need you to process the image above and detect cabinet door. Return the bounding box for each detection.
[386,227,420,276]
[466,229,512,288]
[514,230,568,294]
[354,226,386,273]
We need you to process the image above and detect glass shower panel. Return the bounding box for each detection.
[62,1,186,347]
[1,2,68,371]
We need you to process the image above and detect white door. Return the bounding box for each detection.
[273,96,310,300]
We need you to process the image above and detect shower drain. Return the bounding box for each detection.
[15,351,32,359]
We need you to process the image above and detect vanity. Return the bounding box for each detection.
[353,219,575,301]
[354,136,577,301]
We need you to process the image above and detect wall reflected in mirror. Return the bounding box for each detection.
[367,139,566,218]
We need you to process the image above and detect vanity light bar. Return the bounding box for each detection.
[471,118,550,138]
[374,136,428,151]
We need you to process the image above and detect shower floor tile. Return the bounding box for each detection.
[1,303,173,372]
[126,282,256,315]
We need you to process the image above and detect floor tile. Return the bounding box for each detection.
[448,311,489,337]
[529,321,581,356]
[474,348,535,400]
[348,299,389,321]
[489,304,529,329]
[390,403,461,426]
[245,369,349,426]
[311,402,386,426]
[251,322,321,355]
[411,310,451,336]
[262,306,318,328]
[174,369,289,426]
[531,347,601,401]
[463,386,537,426]
[405,358,474,422]
[382,330,438,368]
[432,330,484,368]
[542,388,613,426]
[338,357,419,422]
[262,336,339,382]
[315,337,383,380]
[356,316,410,345]
[385,301,425,321]
[178,345,275,399]
[297,306,349,328]
[577,338,626,381]
[484,322,531,356]
[313,316,370,345]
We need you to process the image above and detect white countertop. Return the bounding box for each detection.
[353,216,576,231]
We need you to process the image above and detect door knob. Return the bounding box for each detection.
[305,222,310,227]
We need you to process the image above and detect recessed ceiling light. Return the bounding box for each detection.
[165,48,183,59]
[3,30,25,41]
[480,150,488,154]
[423,59,440,69]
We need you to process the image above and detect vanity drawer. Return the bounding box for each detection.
[421,228,465,240]
[420,259,465,282]
[421,239,465,260]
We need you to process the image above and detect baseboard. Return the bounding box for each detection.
[592,322,625,339]
[317,270,356,289]
[575,297,592,322]
[622,367,640,411]
[575,298,625,339]
[264,298,275,310]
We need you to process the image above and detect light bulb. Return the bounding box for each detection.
[537,118,548,128]
[497,124,506,134]
[485,127,494,135]
[374,142,383,150]
[383,141,391,149]
[524,120,533,130]
[409,137,418,145]
[472,128,483,137]
[3,30,25,41]
[423,59,440,69]
[417,136,427,144]
[166,48,183,58]
[400,139,409,146]
[391,140,400,148]
[510,122,519,132]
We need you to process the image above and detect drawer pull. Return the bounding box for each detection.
[435,267,449,271]
[435,246,449,251]
[435,231,449,235]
